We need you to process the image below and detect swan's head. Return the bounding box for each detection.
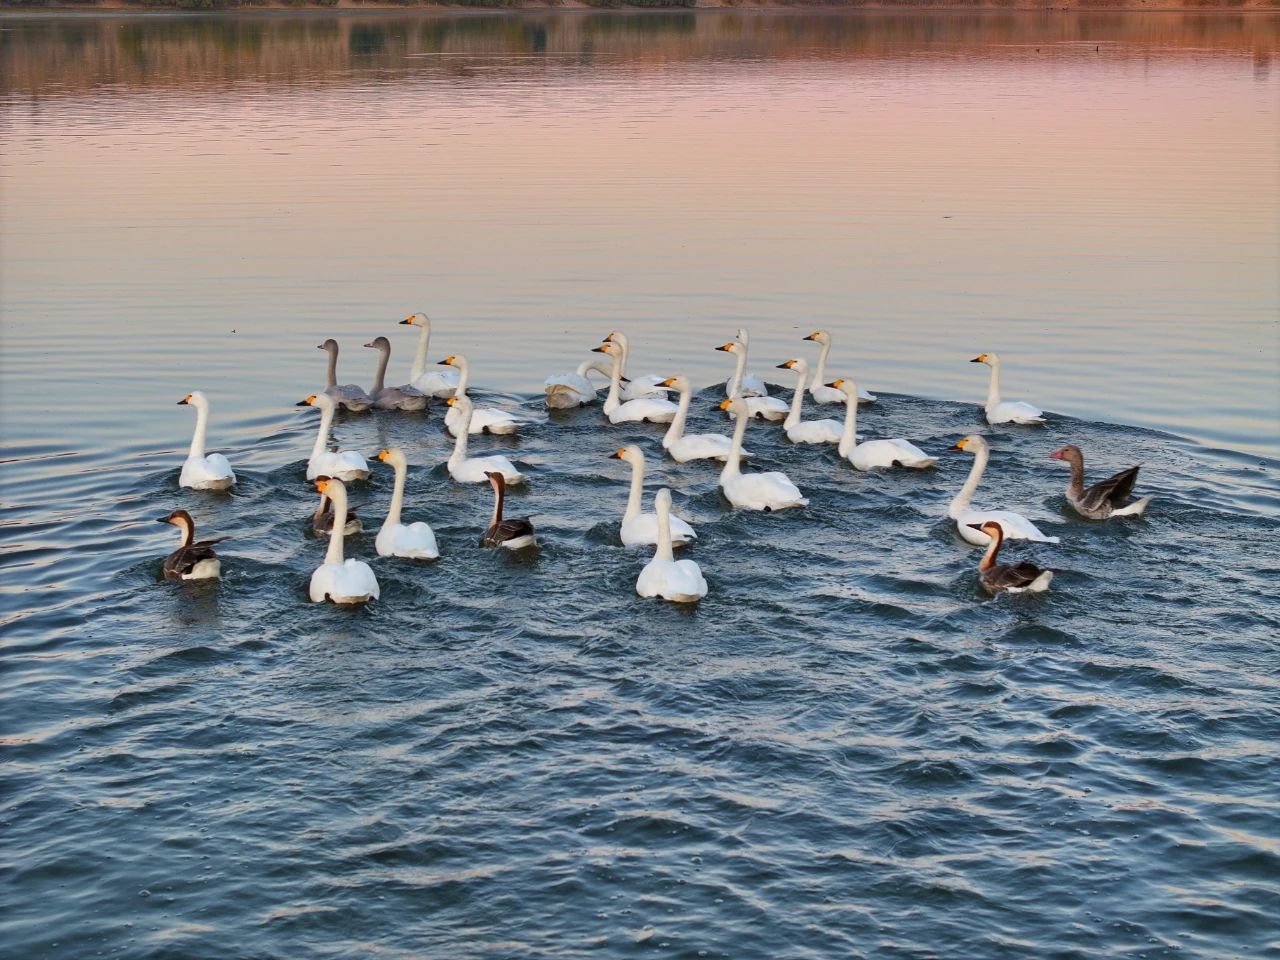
[602,331,626,346]
[802,329,831,345]
[364,336,390,351]
[592,342,622,359]
[735,328,751,346]
[720,397,748,416]
[715,341,744,357]
[970,352,998,366]
[654,487,672,514]
[1049,444,1082,465]
[968,520,1004,541]
[317,338,339,353]
[315,476,341,496]
[176,391,208,407]
[953,434,987,455]
[296,393,334,410]
[376,448,406,468]
[401,312,429,327]
[660,375,689,391]
[446,395,471,411]
[825,378,859,397]
[157,509,195,533]
[776,358,807,375]
[438,354,463,367]
[610,445,642,465]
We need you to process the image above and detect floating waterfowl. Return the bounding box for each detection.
[296,394,370,482]
[802,330,875,405]
[311,489,362,536]
[601,331,670,401]
[970,353,1045,425]
[722,328,771,398]
[636,489,707,603]
[363,337,428,411]
[374,448,439,559]
[717,398,808,511]
[176,391,236,491]
[829,379,936,469]
[660,375,744,462]
[544,356,617,409]
[399,312,460,398]
[157,509,227,581]
[611,445,696,546]
[951,435,1059,546]
[481,471,537,549]
[593,343,678,424]
[318,339,373,412]
[776,359,843,444]
[439,355,521,436]
[309,477,379,604]
[445,396,524,484]
[968,521,1054,595]
[716,339,787,420]
[1051,444,1151,519]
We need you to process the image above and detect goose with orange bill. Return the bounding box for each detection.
[1051,444,1151,519]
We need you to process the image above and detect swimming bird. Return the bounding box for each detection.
[636,489,707,603]
[445,396,524,484]
[373,448,439,559]
[970,353,1045,425]
[176,391,236,490]
[716,339,787,421]
[776,359,843,444]
[1051,444,1151,519]
[157,509,227,580]
[593,343,678,424]
[311,489,362,536]
[829,379,936,469]
[439,355,521,436]
[544,356,617,409]
[309,477,379,604]
[399,312,460,398]
[802,330,875,405]
[951,435,1059,546]
[601,331,671,401]
[364,337,428,411]
[318,339,373,412]
[968,521,1054,595]
[611,445,696,546]
[296,393,370,481]
[717,398,808,511]
[481,471,537,549]
[722,328,771,398]
[660,375,744,462]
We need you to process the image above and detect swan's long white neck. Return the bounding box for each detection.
[837,388,860,458]
[371,345,390,394]
[325,347,338,389]
[311,402,334,460]
[603,351,623,414]
[950,444,989,517]
[614,336,631,378]
[324,484,348,565]
[784,366,806,429]
[727,348,747,397]
[985,359,1002,408]
[624,455,645,523]
[664,384,691,445]
[449,407,471,465]
[654,496,674,563]
[574,358,595,378]
[720,406,750,481]
[189,400,210,459]
[410,322,431,380]
[810,339,832,388]
[386,458,406,526]
[453,358,471,398]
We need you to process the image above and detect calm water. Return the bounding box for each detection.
[2,10,1279,960]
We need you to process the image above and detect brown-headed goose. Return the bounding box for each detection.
[363,337,428,411]
[482,471,536,549]
[318,339,373,412]
[158,509,227,580]
[311,489,362,536]
[968,521,1053,595]
[1051,445,1151,519]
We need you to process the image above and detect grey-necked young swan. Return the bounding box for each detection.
[318,338,373,412]
[158,509,227,580]
[364,337,427,411]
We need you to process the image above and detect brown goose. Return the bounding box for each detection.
[1050,445,1151,520]
[967,521,1053,595]
[311,489,362,536]
[481,471,536,549]
[157,509,227,580]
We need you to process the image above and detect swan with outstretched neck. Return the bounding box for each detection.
[830,379,935,469]
[722,328,771,398]
[363,337,427,411]
[157,509,226,580]
[715,338,787,420]
[611,445,696,546]
[776,359,843,444]
[399,312,460,398]
[482,471,537,549]
[309,477,379,604]
[438,354,521,436]
[659,375,745,462]
[601,331,670,401]
[544,356,616,409]
[176,392,236,490]
[445,396,524,484]
[970,353,1045,425]
[951,435,1059,546]
[717,398,808,511]
[969,520,1054,595]
[636,489,707,603]
[593,342,678,424]
[1051,444,1151,519]
[317,339,373,412]
[373,448,439,559]
[296,393,370,481]
[803,330,875,405]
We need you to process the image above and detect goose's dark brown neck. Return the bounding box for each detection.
[489,476,505,527]
[1065,453,1085,495]
[978,526,1003,571]
[177,516,195,548]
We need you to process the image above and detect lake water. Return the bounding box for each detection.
[2,10,1278,960]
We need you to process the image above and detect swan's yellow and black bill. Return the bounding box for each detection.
[400,315,414,324]
[437,355,456,366]
[776,360,796,370]
[176,394,192,405]
[603,332,620,342]
[803,332,819,341]
[315,478,332,494]
[970,354,988,363]
[296,395,318,407]
[611,448,626,459]
[718,399,732,411]
[660,377,677,387]
[377,449,391,462]
[954,438,970,450]
[591,345,608,354]
[446,397,458,407]
[826,379,844,389]
[715,343,734,352]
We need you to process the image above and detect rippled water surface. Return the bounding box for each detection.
[2,10,1279,960]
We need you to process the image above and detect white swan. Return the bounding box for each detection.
[445,396,525,484]
[364,337,428,411]
[176,391,236,490]
[544,356,615,409]
[659,375,746,462]
[803,329,875,404]
[400,312,460,398]
[593,343,678,424]
[309,478,379,605]
[715,339,788,421]
[317,339,373,412]
[601,331,670,401]
[951,435,1059,546]
[611,445,696,547]
[775,359,843,444]
[970,353,1045,425]
[719,328,771,398]
[439,355,521,436]
[830,379,936,470]
[373,448,439,559]
[717,398,809,511]
[296,393,370,482]
[636,489,708,603]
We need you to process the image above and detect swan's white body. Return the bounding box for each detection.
[804,330,876,405]
[544,357,614,409]
[177,392,236,490]
[832,379,936,470]
[595,343,678,424]
[718,399,808,511]
[717,338,787,421]
[439,355,521,436]
[973,353,1045,425]
[374,448,439,560]
[300,393,370,482]
[636,489,707,603]
[446,397,524,484]
[309,479,379,605]
[661,376,745,462]
[401,313,460,398]
[613,445,696,547]
[603,332,671,401]
[951,435,1059,546]
[721,329,771,398]
[777,360,843,445]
